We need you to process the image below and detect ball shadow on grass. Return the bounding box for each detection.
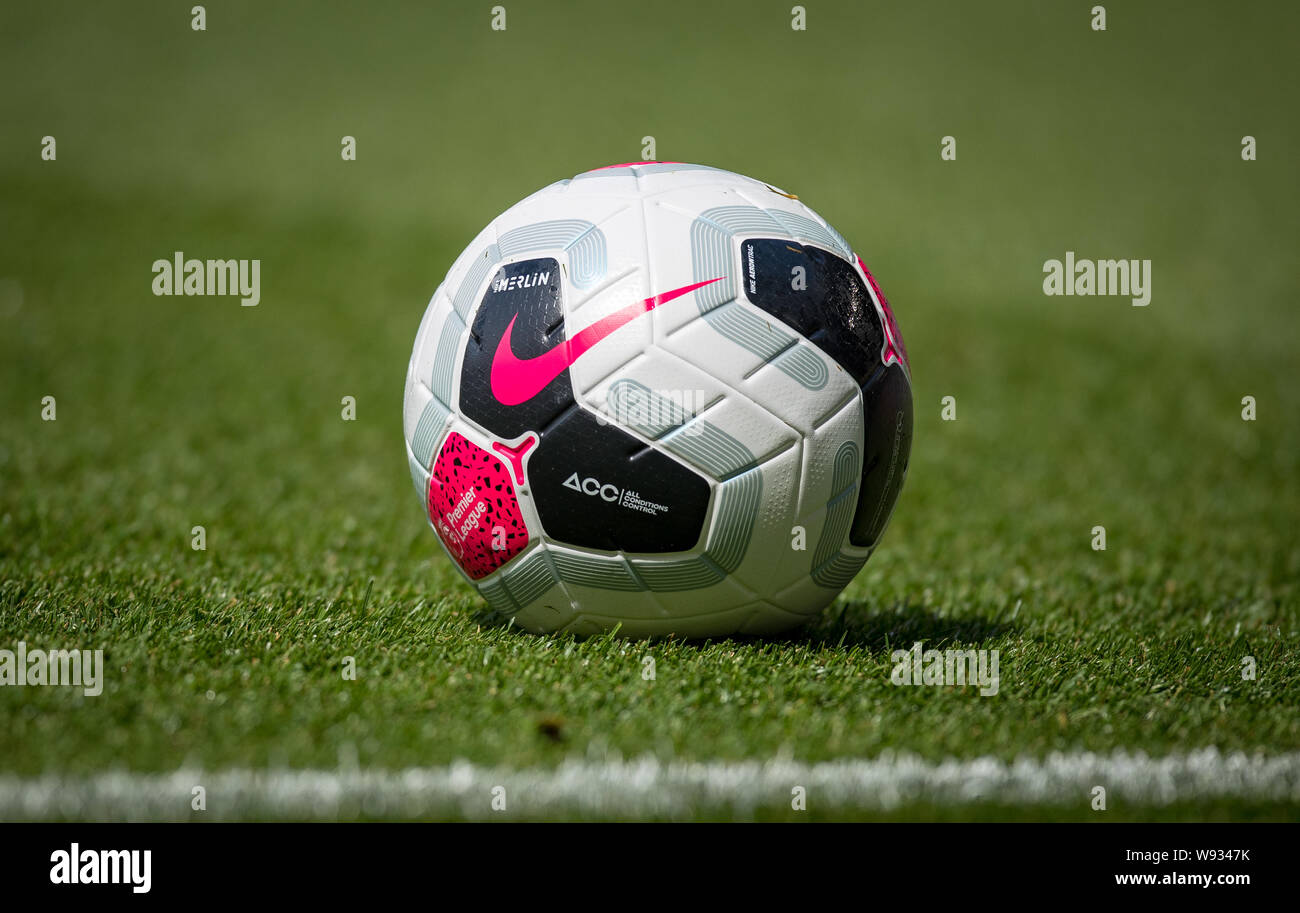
[782,600,1019,654]
[473,597,1019,655]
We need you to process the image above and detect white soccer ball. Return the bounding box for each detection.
[403,162,912,638]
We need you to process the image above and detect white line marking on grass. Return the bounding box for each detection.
[3,748,1298,820]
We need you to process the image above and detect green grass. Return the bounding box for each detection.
[1,0,1297,821]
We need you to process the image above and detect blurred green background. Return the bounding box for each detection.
[0,1,1296,818]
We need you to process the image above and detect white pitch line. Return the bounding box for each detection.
[2,748,1298,820]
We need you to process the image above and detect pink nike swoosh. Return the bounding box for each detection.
[490,277,722,406]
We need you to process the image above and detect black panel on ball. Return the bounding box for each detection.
[739,238,885,385]
[738,238,912,549]
[850,363,913,547]
[459,257,572,440]
[529,409,711,553]
[458,255,711,554]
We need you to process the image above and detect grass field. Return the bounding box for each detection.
[1,1,1297,821]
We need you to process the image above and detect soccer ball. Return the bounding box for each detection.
[403,162,912,638]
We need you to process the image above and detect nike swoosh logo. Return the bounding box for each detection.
[489,277,722,406]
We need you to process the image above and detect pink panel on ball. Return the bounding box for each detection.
[427,431,529,579]
[857,255,909,372]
